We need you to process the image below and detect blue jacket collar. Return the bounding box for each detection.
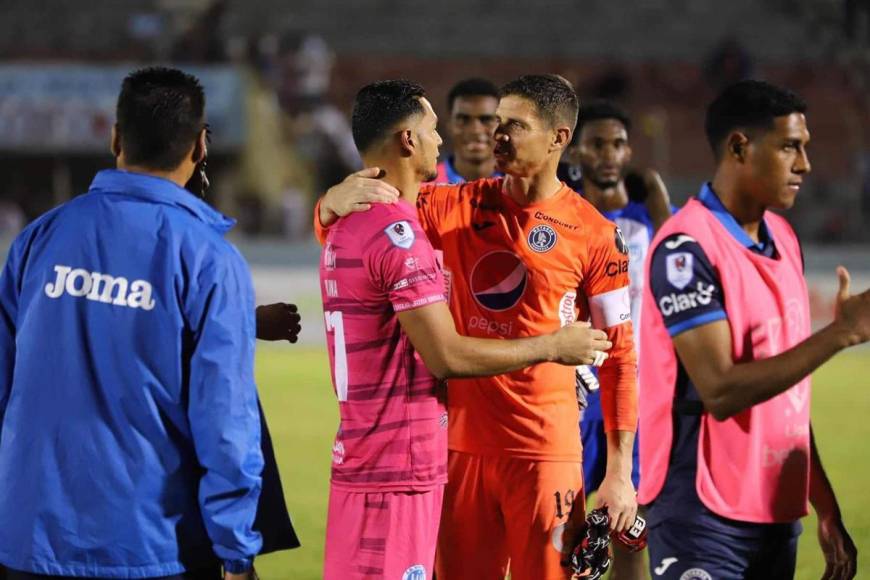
[89,169,236,234]
[698,182,773,253]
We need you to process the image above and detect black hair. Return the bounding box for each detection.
[572,100,631,146]
[705,79,807,158]
[499,74,579,130]
[116,66,206,171]
[351,80,426,153]
[447,78,499,114]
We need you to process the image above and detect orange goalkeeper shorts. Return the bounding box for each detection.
[436,450,585,580]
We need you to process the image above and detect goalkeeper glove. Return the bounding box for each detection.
[575,365,600,411]
[564,507,648,579]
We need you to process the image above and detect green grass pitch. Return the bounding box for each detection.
[253,347,870,579]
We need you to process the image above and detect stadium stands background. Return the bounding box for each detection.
[1,0,868,342]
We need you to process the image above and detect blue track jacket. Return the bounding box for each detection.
[0,170,263,577]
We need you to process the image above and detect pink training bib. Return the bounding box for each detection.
[638,199,811,523]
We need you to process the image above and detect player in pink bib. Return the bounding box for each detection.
[319,80,613,580]
[639,80,870,580]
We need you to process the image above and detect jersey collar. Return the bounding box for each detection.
[698,183,774,255]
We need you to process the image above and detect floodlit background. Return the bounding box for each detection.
[1,1,868,577]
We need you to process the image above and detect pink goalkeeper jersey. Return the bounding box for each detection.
[320,200,448,491]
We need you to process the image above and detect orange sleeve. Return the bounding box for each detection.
[415,182,464,251]
[597,322,638,433]
[313,198,328,246]
[584,221,638,433]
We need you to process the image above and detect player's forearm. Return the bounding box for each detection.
[808,428,842,522]
[642,170,672,231]
[704,323,851,420]
[604,430,635,481]
[436,334,557,379]
[598,324,638,432]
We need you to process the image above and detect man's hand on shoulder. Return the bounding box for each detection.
[256,303,302,343]
[319,167,400,227]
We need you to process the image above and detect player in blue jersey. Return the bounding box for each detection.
[434,78,502,184]
[558,101,672,580]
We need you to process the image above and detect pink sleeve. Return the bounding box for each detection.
[364,217,446,312]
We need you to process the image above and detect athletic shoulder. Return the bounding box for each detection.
[339,201,418,231]
[419,176,501,200]
[564,192,621,240]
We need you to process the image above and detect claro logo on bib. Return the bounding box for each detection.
[44,265,156,310]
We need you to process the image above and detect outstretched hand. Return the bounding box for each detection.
[833,266,870,346]
[256,303,302,343]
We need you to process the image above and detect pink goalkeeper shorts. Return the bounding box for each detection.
[323,483,445,579]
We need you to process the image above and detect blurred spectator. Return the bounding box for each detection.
[276,33,361,200]
[0,201,24,238]
[583,66,632,102]
[845,0,870,44]
[860,150,870,223]
[229,34,315,237]
[704,37,754,92]
[171,0,229,63]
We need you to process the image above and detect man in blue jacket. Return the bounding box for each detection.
[0,67,265,579]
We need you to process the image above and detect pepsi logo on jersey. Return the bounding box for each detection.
[470,251,528,312]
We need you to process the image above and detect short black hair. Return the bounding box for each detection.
[116,67,205,171]
[705,80,807,158]
[499,74,579,130]
[447,78,499,114]
[572,100,631,146]
[351,80,426,153]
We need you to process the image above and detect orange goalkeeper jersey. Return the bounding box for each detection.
[317,178,637,461]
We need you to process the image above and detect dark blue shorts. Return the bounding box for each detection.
[646,514,800,579]
[579,402,640,493]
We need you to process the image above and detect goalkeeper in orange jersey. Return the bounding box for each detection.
[316,75,638,579]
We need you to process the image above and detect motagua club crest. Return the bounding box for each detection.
[528,224,558,253]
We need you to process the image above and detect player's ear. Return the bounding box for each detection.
[110,125,121,158]
[192,127,207,165]
[726,131,749,163]
[553,125,571,152]
[398,129,415,157]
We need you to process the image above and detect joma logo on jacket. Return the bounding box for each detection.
[44,264,155,310]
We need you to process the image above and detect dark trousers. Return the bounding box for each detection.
[1,566,221,580]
